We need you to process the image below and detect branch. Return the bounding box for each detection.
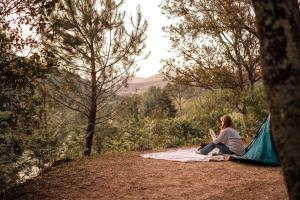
[49,95,89,117]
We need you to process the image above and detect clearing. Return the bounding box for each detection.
[12,151,288,200]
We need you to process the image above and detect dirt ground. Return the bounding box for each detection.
[11,151,288,200]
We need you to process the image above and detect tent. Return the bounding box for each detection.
[233,115,281,165]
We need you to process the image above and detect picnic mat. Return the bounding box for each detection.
[141,148,230,163]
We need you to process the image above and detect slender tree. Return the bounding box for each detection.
[251,0,300,199]
[48,0,148,155]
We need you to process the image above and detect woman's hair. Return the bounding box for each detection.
[220,115,234,130]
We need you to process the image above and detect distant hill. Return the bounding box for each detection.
[117,74,168,96]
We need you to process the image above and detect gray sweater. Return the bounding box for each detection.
[213,127,244,155]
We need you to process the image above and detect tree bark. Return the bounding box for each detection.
[84,46,97,156]
[42,79,47,127]
[252,0,300,199]
[84,101,96,156]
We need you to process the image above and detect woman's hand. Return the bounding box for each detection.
[209,128,217,140]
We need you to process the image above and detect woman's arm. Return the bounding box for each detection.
[209,128,217,140]
[213,129,227,144]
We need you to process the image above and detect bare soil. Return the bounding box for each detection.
[12,152,288,200]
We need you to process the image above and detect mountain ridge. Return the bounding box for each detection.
[117,73,168,96]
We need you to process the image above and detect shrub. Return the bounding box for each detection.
[186,89,234,133]
[184,87,268,141]
[0,131,23,194]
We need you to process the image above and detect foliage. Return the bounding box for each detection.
[0,27,57,132]
[239,86,268,137]
[161,0,261,130]
[164,83,200,115]
[186,87,268,139]
[96,85,268,153]
[27,129,63,170]
[99,117,205,153]
[0,117,23,194]
[187,90,234,132]
[116,95,141,123]
[142,86,177,118]
[146,118,204,147]
[0,102,86,196]
[161,0,260,89]
[0,30,54,195]
[0,0,57,195]
[0,0,58,53]
[155,91,177,118]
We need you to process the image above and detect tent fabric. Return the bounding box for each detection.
[141,148,230,163]
[233,115,280,165]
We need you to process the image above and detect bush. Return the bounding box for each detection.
[240,86,269,138]
[184,87,268,141]
[27,129,62,169]
[0,131,23,195]
[0,114,24,195]
[147,118,204,147]
[186,89,234,133]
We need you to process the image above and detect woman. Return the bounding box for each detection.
[196,115,244,155]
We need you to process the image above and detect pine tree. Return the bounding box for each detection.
[48,0,148,155]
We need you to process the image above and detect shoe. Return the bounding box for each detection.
[195,148,203,154]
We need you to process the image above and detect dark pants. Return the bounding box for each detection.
[199,142,234,155]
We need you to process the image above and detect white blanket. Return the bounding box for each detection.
[141,148,230,163]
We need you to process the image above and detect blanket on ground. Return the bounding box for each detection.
[141,148,230,163]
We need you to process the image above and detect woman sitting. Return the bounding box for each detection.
[196,115,244,155]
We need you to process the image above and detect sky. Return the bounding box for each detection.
[122,0,171,77]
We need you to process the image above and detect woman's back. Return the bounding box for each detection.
[213,127,244,155]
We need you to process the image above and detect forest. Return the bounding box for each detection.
[1,0,300,199]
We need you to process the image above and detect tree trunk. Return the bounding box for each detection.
[252,0,300,199]
[241,104,248,131]
[176,97,183,116]
[84,45,97,156]
[84,101,96,156]
[42,80,47,127]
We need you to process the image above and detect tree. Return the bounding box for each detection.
[156,91,177,118]
[48,0,148,155]
[0,0,57,147]
[0,0,58,51]
[161,0,261,123]
[0,0,59,132]
[143,86,177,118]
[116,95,141,123]
[0,33,53,134]
[0,0,58,195]
[251,0,300,199]
[164,83,199,115]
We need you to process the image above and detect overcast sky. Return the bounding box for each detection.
[123,0,171,77]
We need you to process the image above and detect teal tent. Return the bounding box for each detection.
[233,116,280,165]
